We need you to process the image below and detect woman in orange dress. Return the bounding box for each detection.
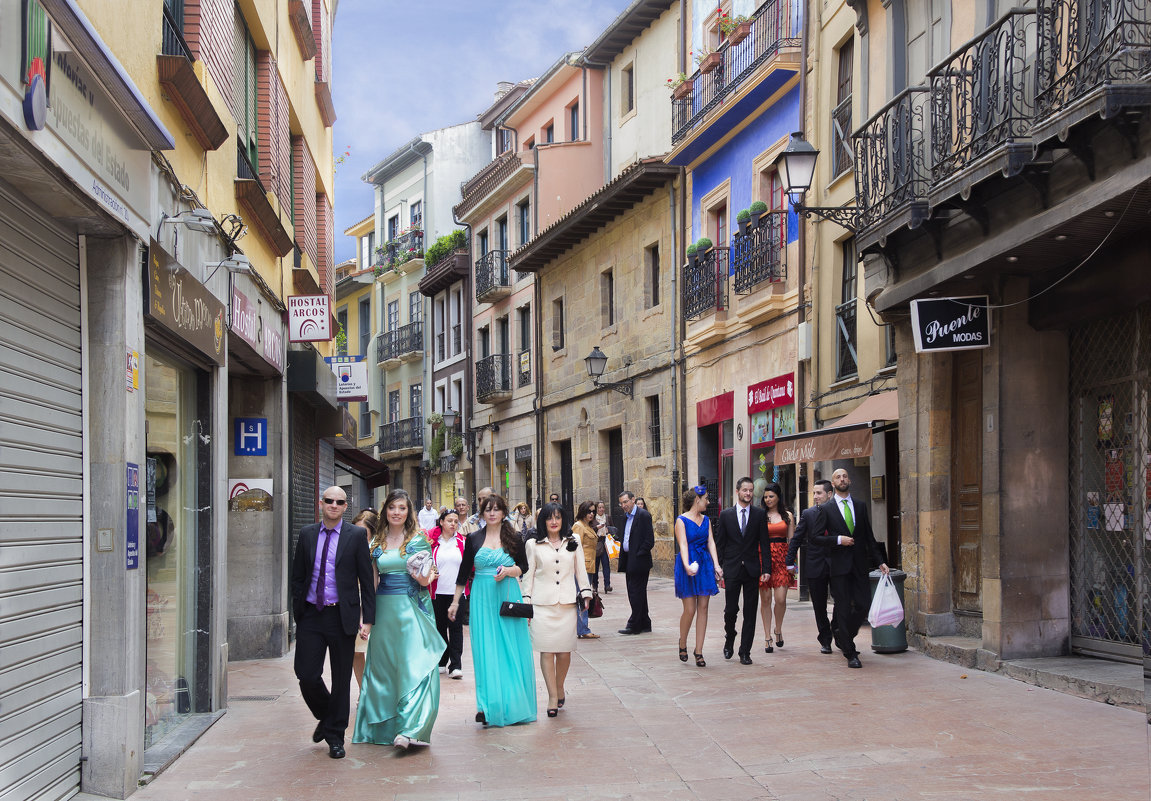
[758,482,795,653]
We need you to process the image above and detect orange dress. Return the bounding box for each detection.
[765,519,791,588]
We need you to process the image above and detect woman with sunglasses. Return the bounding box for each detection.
[673,486,721,666]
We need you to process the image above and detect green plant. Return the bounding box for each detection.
[696,236,714,251]
[665,71,690,91]
[749,200,768,214]
[686,243,698,256]
[334,321,347,354]
[448,434,464,459]
[692,44,715,66]
[720,13,749,37]
[427,413,445,460]
[736,208,751,223]
[424,230,467,268]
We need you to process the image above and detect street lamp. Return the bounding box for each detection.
[773,132,862,232]
[584,346,633,397]
[442,407,459,429]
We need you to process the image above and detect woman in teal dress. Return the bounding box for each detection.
[353,488,444,750]
[449,493,535,727]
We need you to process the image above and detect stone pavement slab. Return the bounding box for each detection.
[79,577,1149,801]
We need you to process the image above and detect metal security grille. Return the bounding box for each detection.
[1068,305,1149,664]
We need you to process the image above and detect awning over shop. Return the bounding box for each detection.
[773,391,899,465]
[333,446,389,490]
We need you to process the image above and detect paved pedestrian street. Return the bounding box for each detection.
[105,578,1147,801]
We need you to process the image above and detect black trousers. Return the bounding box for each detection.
[807,571,833,648]
[294,604,355,745]
[722,568,759,656]
[432,593,464,671]
[827,570,871,658]
[625,565,651,631]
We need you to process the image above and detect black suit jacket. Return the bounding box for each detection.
[615,508,654,574]
[787,504,831,578]
[810,497,884,577]
[714,504,769,579]
[291,522,376,636]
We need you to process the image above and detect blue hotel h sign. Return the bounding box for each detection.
[234,418,268,456]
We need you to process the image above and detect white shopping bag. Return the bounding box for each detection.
[867,572,904,628]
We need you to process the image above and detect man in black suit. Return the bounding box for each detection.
[291,486,376,758]
[615,490,654,634]
[714,477,769,664]
[809,469,888,668]
[786,479,834,654]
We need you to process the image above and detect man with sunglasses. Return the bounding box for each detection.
[291,486,375,758]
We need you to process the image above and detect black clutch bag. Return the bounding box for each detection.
[499,601,534,619]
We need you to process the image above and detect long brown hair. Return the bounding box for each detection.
[372,488,419,552]
[479,493,522,556]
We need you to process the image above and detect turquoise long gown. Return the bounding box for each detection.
[353,535,444,745]
[470,547,536,726]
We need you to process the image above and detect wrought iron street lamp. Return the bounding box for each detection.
[442,407,459,430]
[773,132,862,232]
[584,346,633,397]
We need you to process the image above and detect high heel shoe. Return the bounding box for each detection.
[775,630,784,647]
[694,652,706,667]
[546,708,558,717]
[557,696,565,708]
[475,711,487,724]
[764,638,774,654]
[678,645,688,662]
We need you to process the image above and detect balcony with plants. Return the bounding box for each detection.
[668,0,802,163]
[730,204,787,294]
[373,227,424,277]
[682,237,728,321]
[418,230,470,297]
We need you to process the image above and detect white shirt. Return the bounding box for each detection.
[433,538,463,593]
[623,509,635,551]
[735,502,751,532]
[417,507,439,531]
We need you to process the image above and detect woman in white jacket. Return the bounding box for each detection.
[520,502,593,718]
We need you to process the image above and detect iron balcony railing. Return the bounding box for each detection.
[378,228,423,266]
[475,250,510,301]
[853,87,931,232]
[476,353,513,402]
[376,321,422,363]
[671,0,801,144]
[929,8,1037,185]
[731,212,787,294]
[834,299,858,381]
[237,140,261,186]
[683,246,729,321]
[161,0,193,60]
[517,348,531,387]
[379,416,423,453]
[1035,0,1151,121]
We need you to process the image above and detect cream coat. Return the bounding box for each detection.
[520,536,592,606]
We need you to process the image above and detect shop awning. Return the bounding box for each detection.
[333,447,390,490]
[773,391,899,465]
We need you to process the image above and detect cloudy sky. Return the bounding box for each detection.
[331,0,636,262]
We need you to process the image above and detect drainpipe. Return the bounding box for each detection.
[796,1,809,456]
[408,139,431,500]
[669,177,681,506]
[534,268,544,510]
[677,0,689,506]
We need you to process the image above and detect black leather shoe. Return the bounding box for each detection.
[847,656,862,669]
[312,722,324,743]
[723,645,734,660]
[820,644,833,654]
[618,628,638,635]
[328,743,346,759]
[739,654,753,665]
[475,711,486,724]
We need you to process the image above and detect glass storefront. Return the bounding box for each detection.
[144,348,211,748]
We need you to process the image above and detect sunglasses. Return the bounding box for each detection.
[322,498,347,506]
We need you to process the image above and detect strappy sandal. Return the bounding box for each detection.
[764,638,774,654]
[678,645,688,662]
[694,652,706,667]
[775,630,784,647]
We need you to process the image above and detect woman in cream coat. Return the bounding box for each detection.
[520,501,593,717]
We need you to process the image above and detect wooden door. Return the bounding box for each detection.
[951,351,983,613]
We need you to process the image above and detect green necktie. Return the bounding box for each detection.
[842,500,854,534]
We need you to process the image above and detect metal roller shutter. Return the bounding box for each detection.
[0,180,83,801]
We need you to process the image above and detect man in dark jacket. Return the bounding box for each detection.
[615,490,654,634]
[787,479,834,653]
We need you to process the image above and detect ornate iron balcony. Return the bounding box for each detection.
[853,87,931,233]
[476,353,513,403]
[475,250,510,302]
[379,416,423,454]
[376,321,423,364]
[731,212,787,294]
[517,348,531,387]
[929,9,1037,186]
[671,0,801,144]
[683,246,729,321]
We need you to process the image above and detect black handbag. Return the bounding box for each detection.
[499,601,534,619]
[587,591,604,619]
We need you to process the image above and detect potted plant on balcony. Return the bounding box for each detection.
[736,208,752,235]
[749,200,768,228]
[694,45,722,74]
[686,242,699,266]
[666,71,692,101]
[448,434,464,460]
[720,13,752,46]
[696,236,714,256]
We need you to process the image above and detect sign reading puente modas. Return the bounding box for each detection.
[910,295,990,353]
[288,295,332,342]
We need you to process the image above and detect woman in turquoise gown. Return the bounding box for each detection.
[449,493,535,727]
[353,489,444,749]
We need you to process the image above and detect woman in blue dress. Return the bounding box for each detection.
[353,489,444,750]
[449,493,535,727]
[674,486,721,666]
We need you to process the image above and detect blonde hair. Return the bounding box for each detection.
[372,489,419,552]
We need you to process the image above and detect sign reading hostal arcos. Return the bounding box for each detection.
[288,295,332,342]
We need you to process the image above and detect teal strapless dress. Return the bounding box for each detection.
[470,547,536,726]
[353,536,444,745]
